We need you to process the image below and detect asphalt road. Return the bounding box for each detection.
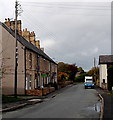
[3,83,100,118]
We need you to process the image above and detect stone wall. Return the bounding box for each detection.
[26,87,55,96]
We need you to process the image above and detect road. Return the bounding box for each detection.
[3,83,100,118]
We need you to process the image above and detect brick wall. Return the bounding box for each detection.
[26,87,55,96]
[26,89,42,96]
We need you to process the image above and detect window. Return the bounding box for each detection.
[26,74,32,90]
[103,79,105,83]
[29,53,32,69]
[37,55,40,71]
[29,75,32,89]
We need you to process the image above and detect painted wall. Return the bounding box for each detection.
[0,25,2,96]
[0,25,2,69]
[99,64,107,88]
[2,26,25,95]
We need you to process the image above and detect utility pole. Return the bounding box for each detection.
[94,57,96,68]
[14,0,23,98]
[14,0,18,98]
[93,57,96,84]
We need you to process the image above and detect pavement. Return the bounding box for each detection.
[2,85,73,113]
[96,86,113,120]
[1,84,113,119]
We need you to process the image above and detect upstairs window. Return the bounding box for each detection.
[29,53,32,69]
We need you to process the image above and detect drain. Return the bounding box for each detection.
[94,102,101,112]
[86,102,101,112]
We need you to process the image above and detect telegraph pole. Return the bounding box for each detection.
[93,57,96,84]
[14,0,18,98]
[14,0,23,98]
[94,57,96,68]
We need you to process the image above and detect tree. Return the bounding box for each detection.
[58,62,78,81]
[77,67,84,73]
[58,62,69,73]
[68,64,77,81]
[107,65,113,91]
[75,72,88,82]
[87,67,99,83]
[57,72,69,81]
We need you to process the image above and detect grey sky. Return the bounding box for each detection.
[0,0,112,71]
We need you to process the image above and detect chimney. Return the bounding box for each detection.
[4,18,22,35]
[22,28,30,42]
[17,20,22,35]
[30,31,35,45]
[41,47,44,52]
[4,18,11,27]
[35,40,40,49]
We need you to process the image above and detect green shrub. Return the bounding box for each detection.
[75,73,88,82]
[108,65,113,91]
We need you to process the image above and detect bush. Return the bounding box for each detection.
[75,73,88,82]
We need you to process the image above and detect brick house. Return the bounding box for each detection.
[99,55,113,89]
[0,19,57,95]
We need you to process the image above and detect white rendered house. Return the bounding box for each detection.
[99,55,113,89]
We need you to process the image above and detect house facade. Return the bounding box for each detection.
[99,55,113,90]
[1,19,57,95]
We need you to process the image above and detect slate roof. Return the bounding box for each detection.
[0,22,57,64]
[99,55,113,64]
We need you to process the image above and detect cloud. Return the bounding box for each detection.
[41,39,55,47]
[93,47,99,53]
[0,1,111,70]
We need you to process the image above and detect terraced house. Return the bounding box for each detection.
[0,18,57,96]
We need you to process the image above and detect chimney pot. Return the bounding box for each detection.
[41,47,44,52]
[5,18,7,21]
[35,40,40,49]
[8,18,10,21]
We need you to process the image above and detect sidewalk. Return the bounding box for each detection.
[2,84,74,112]
[2,96,44,112]
[96,87,113,119]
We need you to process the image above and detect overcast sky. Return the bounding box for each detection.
[0,0,112,71]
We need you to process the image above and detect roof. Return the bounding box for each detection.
[0,22,57,65]
[99,55,113,64]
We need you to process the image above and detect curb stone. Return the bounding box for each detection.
[1,103,27,112]
[27,99,43,105]
[98,94,104,120]
[1,93,58,112]
[2,99,43,112]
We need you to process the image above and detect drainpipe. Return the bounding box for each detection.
[24,47,26,95]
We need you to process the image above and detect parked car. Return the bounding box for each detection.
[84,81,95,89]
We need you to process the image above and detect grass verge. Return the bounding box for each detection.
[2,95,24,103]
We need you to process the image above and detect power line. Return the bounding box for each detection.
[21,9,57,40]
[20,12,62,61]
[22,2,110,8]
[20,15,61,61]
[21,2,110,16]
[19,16,63,62]
[21,2,111,11]
[22,5,110,11]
